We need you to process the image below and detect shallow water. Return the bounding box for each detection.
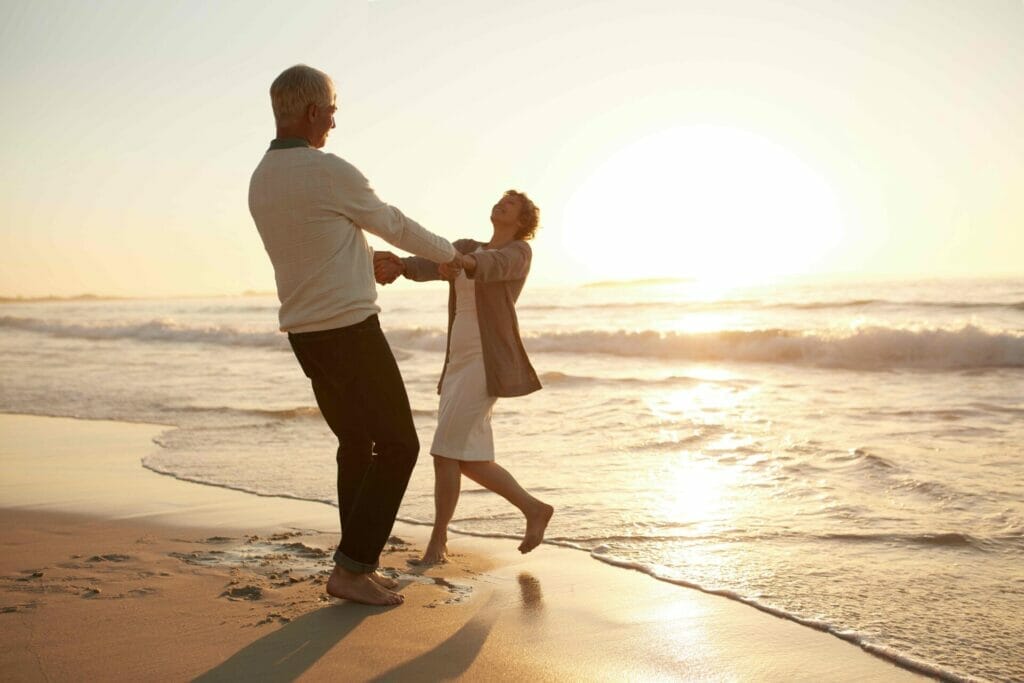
[2,276,1022,681]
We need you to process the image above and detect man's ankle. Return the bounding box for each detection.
[332,565,362,579]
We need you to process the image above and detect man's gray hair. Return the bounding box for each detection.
[270,65,334,125]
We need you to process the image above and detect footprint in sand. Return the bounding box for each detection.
[87,554,132,563]
[221,585,264,601]
[1,601,39,613]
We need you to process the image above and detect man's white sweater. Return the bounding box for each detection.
[249,143,456,333]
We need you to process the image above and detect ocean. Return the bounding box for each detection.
[1,276,1022,682]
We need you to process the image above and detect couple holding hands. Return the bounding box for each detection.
[249,64,551,606]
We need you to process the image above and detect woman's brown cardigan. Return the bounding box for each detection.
[402,238,542,397]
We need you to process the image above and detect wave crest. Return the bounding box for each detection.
[5,315,1022,370]
[0,315,286,349]
[524,325,1024,370]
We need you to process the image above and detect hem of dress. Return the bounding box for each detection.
[428,449,495,463]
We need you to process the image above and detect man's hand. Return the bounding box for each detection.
[374,251,404,285]
[438,254,463,280]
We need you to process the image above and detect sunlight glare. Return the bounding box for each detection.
[561,125,844,285]
[650,453,740,528]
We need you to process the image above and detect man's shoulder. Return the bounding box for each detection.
[317,151,367,181]
[256,146,351,166]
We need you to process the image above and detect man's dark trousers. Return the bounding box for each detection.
[288,314,419,573]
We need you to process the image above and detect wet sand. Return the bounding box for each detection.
[0,414,926,681]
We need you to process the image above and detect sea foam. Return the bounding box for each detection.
[5,315,1022,369]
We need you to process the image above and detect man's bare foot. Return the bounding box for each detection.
[326,566,403,606]
[409,542,448,566]
[369,570,399,590]
[518,503,554,554]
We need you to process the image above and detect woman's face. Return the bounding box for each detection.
[490,194,522,228]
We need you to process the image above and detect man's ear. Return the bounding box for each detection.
[306,103,318,122]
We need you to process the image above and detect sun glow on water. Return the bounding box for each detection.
[561,125,845,287]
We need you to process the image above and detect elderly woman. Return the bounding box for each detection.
[379,190,554,564]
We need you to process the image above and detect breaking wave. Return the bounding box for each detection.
[5,315,1023,370]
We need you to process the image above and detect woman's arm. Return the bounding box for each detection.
[463,241,531,282]
[401,238,479,281]
[400,255,444,282]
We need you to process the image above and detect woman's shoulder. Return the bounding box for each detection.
[503,240,532,259]
[454,237,481,253]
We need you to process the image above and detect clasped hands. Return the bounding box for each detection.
[374,251,471,285]
[373,251,405,285]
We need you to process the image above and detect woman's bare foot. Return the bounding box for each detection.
[409,541,448,566]
[369,570,399,590]
[519,503,554,554]
[326,566,403,606]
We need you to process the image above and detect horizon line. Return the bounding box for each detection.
[2,272,1022,303]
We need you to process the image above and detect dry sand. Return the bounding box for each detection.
[0,413,927,681]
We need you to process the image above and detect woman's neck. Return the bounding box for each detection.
[485,227,516,249]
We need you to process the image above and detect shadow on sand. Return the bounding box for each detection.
[194,593,502,682]
[369,593,501,682]
[196,573,530,682]
[193,602,382,683]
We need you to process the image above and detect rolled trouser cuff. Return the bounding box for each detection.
[334,548,378,574]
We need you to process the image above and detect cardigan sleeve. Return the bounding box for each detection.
[403,238,477,281]
[468,241,531,282]
[401,256,442,282]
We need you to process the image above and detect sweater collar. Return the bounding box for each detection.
[268,137,312,151]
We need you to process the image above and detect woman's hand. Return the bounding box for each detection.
[373,251,404,285]
[438,254,463,280]
[460,253,477,276]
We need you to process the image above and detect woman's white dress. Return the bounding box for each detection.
[430,256,498,461]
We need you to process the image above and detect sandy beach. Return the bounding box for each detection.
[0,413,928,681]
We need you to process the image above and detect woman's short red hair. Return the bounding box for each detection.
[507,190,540,241]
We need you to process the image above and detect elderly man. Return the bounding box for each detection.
[249,64,460,606]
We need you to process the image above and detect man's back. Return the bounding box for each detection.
[250,145,379,334]
[250,143,454,334]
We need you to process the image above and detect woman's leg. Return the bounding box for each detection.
[417,455,462,564]
[459,461,554,553]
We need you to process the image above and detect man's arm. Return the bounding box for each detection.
[328,155,457,264]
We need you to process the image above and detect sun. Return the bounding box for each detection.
[560,125,844,286]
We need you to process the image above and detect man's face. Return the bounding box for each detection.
[309,94,337,149]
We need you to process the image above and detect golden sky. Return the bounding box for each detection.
[1,0,1022,297]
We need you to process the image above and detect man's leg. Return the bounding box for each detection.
[302,376,399,604]
[309,377,372,537]
[309,376,399,589]
[330,320,419,571]
[290,317,418,571]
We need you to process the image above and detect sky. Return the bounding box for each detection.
[1,0,1022,297]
